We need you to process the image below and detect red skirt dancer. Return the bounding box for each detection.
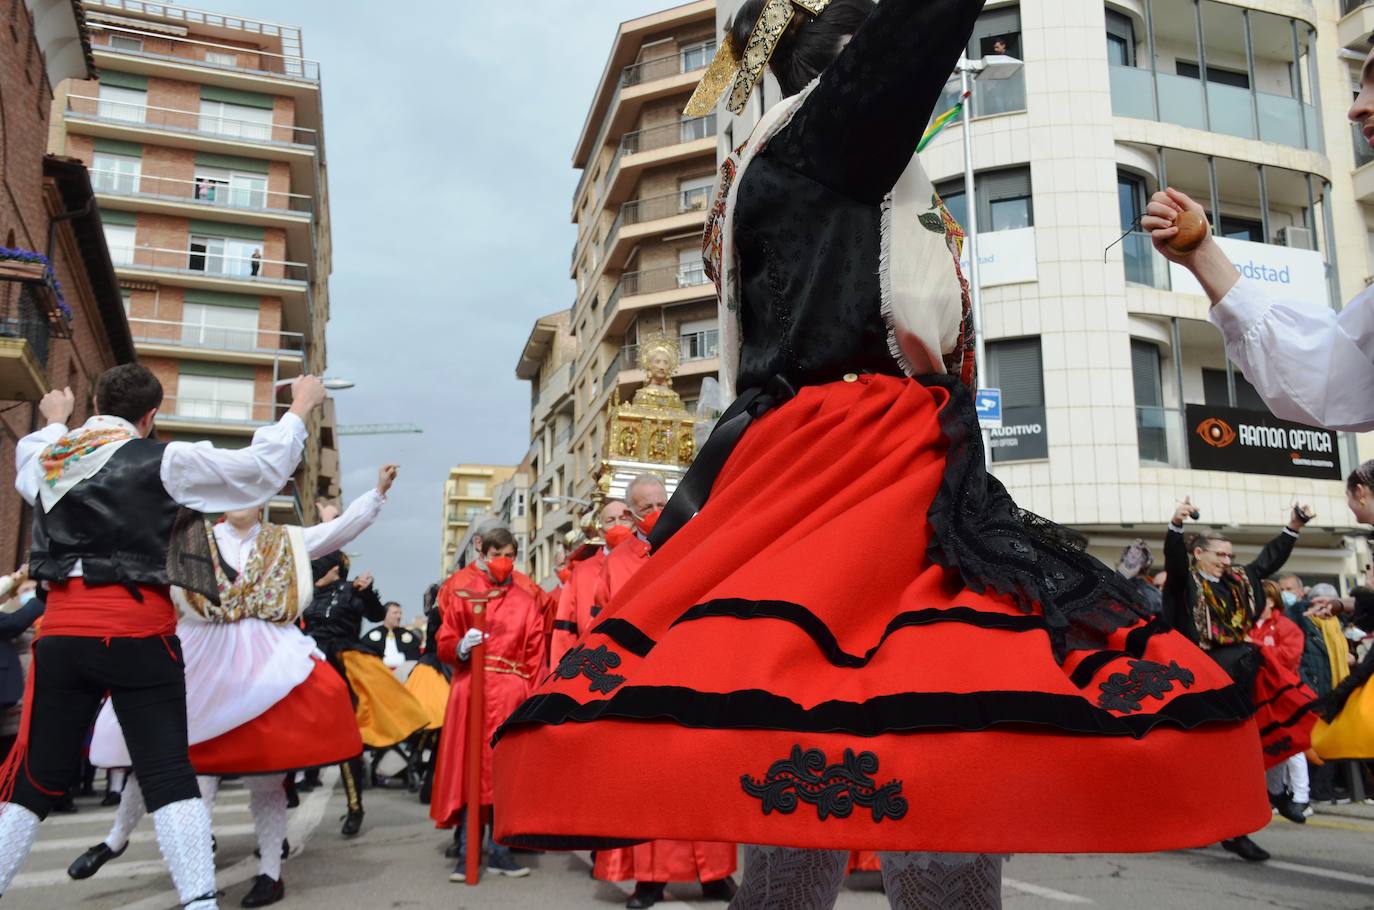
[493,376,1267,854]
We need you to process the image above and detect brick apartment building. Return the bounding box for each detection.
[47,0,339,523]
[0,1,135,571]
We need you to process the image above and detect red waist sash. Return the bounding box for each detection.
[41,578,177,639]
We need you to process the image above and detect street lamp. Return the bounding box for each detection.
[273,377,355,390]
[955,53,1024,455]
[541,495,591,508]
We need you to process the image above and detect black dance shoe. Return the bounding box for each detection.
[1271,792,1308,825]
[240,874,285,907]
[253,838,291,860]
[100,790,121,807]
[1221,836,1271,862]
[340,808,364,838]
[626,882,666,908]
[68,841,127,879]
[701,877,738,901]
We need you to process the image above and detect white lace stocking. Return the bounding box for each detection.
[152,798,218,909]
[106,772,147,850]
[878,853,1003,910]
[246,775,287,880]
[197,774,220,814]
[728,846,849,910]
[0,805,41,894]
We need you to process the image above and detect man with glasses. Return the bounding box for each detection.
[1163,498,1313,863]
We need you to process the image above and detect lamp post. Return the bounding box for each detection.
[273,377,355,390]
[954,53,1023,458]
[540,495,592,508]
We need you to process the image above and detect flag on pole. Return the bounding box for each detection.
[917,96,967,152]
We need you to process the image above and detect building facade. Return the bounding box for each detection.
[440,463,516,575]
[517,310,579,582]
[48,0,339,523]
[711,0,1372,587]
[1,2,135,572]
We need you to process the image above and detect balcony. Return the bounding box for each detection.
[88,25,320,83]
[1340,0,1374,51]
[621,329,719,368]
[127,317,304,369]
[0,286,52,401]
[90,168,313,220]
[108,243,308,293]
[65,94,316,154]
[158,396,281,433]
[594,115,717,219]
[602,189,711,272]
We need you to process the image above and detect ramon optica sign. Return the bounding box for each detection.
[1186,404,1340,481]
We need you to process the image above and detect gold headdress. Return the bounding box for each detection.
[637,331,681,380]
[683,0,832,117]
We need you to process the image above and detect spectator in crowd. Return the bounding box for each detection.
[1116,540,1162,615]
[1253,580,1313,823]
[0,569,41,763]
[361,602,422,670]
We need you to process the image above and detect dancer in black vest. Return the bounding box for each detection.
[0,365,324,910]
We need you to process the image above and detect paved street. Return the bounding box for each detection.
[7,769,1374,910]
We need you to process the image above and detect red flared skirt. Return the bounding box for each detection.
[1254,655,1318,767]
[493,375,1268,853]
[191,659,362,775]
[594,840,737,884]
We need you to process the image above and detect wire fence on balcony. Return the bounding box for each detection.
[161,396,281,424]
[90,169,313,215]
[107,244,310,283]
[67,95,316,147]
[127,317,304,355]
[0,286,51,368]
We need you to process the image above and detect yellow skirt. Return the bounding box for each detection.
[1313,682,1374,760]
[404,660,451,730]
[339,650,430,749]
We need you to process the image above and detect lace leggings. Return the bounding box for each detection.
[728,847,1002,910]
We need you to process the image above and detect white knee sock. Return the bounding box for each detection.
[0,805,41,894]
[197,775,220,815]
[151,798,218,909]
[246,775,288,881]
[727,846,848,910]
[878,853,1003,910]
[106,772,146,851]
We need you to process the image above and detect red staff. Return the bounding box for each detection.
[456,588,502,886]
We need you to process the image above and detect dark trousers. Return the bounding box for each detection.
[10,636,199,819]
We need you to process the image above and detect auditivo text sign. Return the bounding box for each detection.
[1186,403,1340,480]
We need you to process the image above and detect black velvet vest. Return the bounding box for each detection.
[29,439,182,588]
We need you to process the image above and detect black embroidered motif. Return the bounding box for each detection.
[553,645,626,695]
[1097,660,1195,714]
[1264,735,1295,757]
[741,745,907,823]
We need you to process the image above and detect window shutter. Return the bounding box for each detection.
[1130,340,1162,408]
[989,338,1043,408]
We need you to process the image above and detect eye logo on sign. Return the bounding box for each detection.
[1197,417,1237,449]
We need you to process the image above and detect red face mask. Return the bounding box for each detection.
[556,566,573,585]
[637,508,663,537]
[604,525,634,550]
[486,556,515,584]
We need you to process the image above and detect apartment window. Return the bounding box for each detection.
[680,115,713,143]
[1219,216,1263,243]
[198,99,273,141]
[679,175,715,213]
[194,165,267,208]
[514,491,527,519]
[103,223,136,265]
[1203,368,1268,412]
[91,152,140,195]
[205,50,238,66]
[985,338,1047,463]
[1131,339,1168,463]
[1104,10,1136,67]
[1176,60,1250,90]
[96,84,146,123]
[188,234,261,277]
[181,302,259,350]
[679,317,719,360]
[175,374,254,421]
[464,481,487,498]
[971,7,1026,116]
[680,39,717,72]
[677,247,706,287]
[1117,171,1156,286]
[108,34,143,52]
[936,167,1034,233]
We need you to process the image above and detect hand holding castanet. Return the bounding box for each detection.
[1141,188,1211,262]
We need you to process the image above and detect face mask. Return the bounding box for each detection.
[636,508,663,537]
[604,525,634,549]
[1281,591,1299,608]
[557,566,573,585]
[486,556,514,584]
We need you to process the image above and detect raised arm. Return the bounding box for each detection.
[15,389,77,506]
[767,0,987,202]
[1247,527,1301,581]
[1162,510,1198,643]
[301,465,396,558]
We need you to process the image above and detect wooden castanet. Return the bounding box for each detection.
[1166,210,1208,255]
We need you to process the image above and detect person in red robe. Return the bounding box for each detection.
[551,499,632,658]
[431,527,545,882]
[590,476,737,908]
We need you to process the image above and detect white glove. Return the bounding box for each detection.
[457,628,488,661]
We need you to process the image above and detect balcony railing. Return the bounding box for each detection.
[89,25,320,81]
[616,263,711,299]
[603,189,712,256]
[161,396,280,425]
[1121,233,1172,290]
[622,330,719,368]
[66,95,316,148]
[1108,65,1322,153]
[127,317,304,356]
[601,115,716,203]
[90,169,313,215]
[601,353,622,393]
[107,244,310,283]
[1355,122,1374,170]
[1344,0,1368,15]
[0,287,52,369]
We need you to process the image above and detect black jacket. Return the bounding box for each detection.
[1287,598,1334,696]
[1162,526,1298,646]
[0,596,44,707]
[302,579,386,659]
[360,625,420,662]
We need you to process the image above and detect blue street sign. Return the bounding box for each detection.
[975,388,1003,428]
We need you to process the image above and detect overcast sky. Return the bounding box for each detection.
[199,0,670,616]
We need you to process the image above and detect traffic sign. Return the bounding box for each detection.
[975,388,1003,428]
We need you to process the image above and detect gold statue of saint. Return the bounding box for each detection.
[632,333,688,412]
[597,332,698,498]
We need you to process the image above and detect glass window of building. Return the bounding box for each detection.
[965,6,1025,117]
[679,175,715,213]
[680,114,714,143]
[678,247,706,286]
[464,481,487,498]
[1176,60,1250,90]
[1202,368,1268,413]
[205,50,238,66]
[680,39,717,72]
[193,165,267,208]
[936,167,1033,234]
[1130,339,1168,464]
[198,100,273,141]
[96,84,147,123]
[679,317,718,361]
[176,374,254,421]
[1105,10,1136,67]
[181,302,259,350]
[91,152,140,194]
[1218,215,1264,243]
[188,235,261,277]
[102,223,136,265]
[108,34,143,52]
[985,338,1047,463]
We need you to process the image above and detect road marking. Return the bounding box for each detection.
[1266,860,1374,888]
[38,796,250,828]
[29,822,255,854]
[1004,877,1094,904]
[1274,816,1374,834]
